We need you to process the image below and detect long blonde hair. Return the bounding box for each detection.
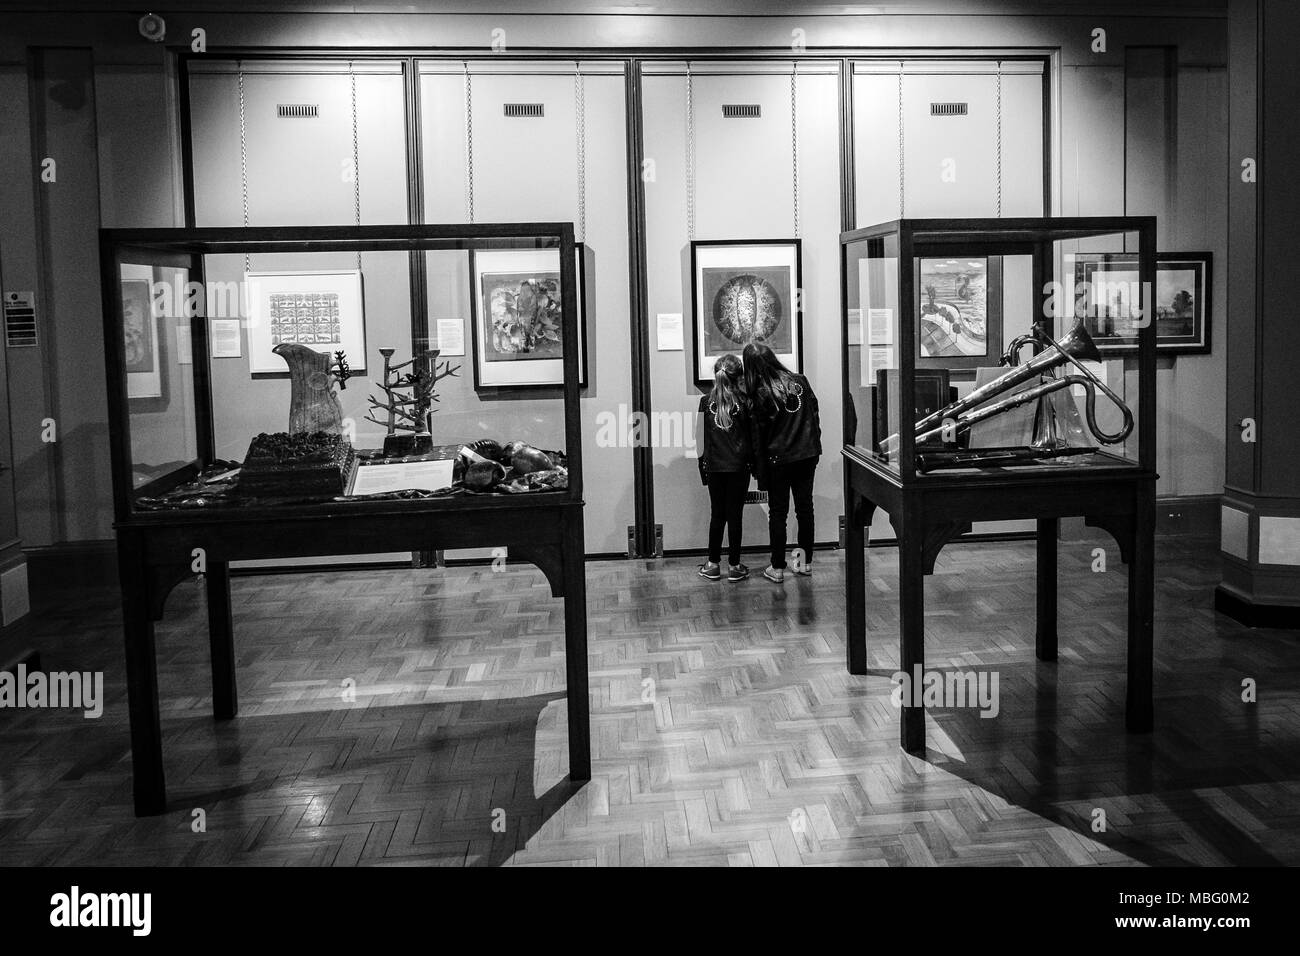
[709,354,745,430]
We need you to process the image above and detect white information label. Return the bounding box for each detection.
[868,308,895,345]
[436,318,466,356]
[656,313,684,351]
[350,458,455,496]
[210,319,242,358]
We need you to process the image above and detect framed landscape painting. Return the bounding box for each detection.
[1074,252,1212,355]
[469,246,587,389]
[690,239,802,387]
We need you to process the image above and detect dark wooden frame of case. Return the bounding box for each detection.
[689,237,804,388]
[101,222,590,817]
[839,216,1158,757]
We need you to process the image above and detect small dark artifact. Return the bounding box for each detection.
[365,347,461,456]
[238,431,356,498]
[272,343,351,435]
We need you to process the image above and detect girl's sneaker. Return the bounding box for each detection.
[763,565,785,584]
[727,563,749,583]
[698,562,722,581]
[791,564,812,577]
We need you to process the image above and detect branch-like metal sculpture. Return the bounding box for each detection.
[365,347,461,455]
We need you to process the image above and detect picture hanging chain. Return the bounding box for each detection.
[238,61,251,274]
[995,61,1003,218]
[349,62,362,271]
[685,61,696,242]
[897,64,905,218]
[575,62,587,243]
[790,62,800,237]
[463,62,475,223]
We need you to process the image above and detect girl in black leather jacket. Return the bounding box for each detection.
[697,354,752,582]
[743,342,821,583]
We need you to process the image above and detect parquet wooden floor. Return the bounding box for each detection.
[0,532,1296,866]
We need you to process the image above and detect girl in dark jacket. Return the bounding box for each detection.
[743,342,821,584]
[697,354,752,583]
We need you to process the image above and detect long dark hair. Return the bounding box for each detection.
[709,354,745,430]
[743,342,800,418]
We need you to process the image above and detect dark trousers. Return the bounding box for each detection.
[767,457,818,569]
[706,470,750,566]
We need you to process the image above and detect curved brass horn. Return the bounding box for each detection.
[877,321,1134,458]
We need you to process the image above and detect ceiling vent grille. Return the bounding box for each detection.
[503,103,545,118]
[277,104,319,118]
[722,104,762,118]
[930,102,969,116]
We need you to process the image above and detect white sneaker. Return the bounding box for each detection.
[763,565,784,584]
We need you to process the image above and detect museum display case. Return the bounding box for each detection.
[842,218,1156,481]
[839,217,1158,755]
[100,222,591,815]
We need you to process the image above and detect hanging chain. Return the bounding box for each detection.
[790,62,800,237]
[685,62,695,242]
[995,62,1004,218]
[238,62,250,274]
[350,63,362,270]
[575,62,587,243]
[897,65,905,218]
[463,62,475,223]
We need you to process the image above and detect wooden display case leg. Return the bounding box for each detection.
[206,559,238,721]
[1035,518,1059,662]
[562,524,591,781]
[844,490,872,675]
[898,508,926,755]
[1126,485,1155,732]
[119,537,167,816]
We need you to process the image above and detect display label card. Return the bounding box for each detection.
[349,458,455,496]
[436,318,465,356]
[657,313,683,351]
[867,346,896,381]
[210,319,242,358]
[868,308,894,345]
[846,309,862,346]
[176,323,193,365]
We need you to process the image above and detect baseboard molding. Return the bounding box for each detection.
[1215,585,1300,630]
[1155,494,1221,537]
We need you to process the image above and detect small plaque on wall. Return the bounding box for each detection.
[657,313,683,351]
[436,318,466,357]
[210,319,242,358]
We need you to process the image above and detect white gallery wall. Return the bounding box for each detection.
[419,61,633,555]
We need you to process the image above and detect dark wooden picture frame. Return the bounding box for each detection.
[913,255,1004,371]
[690,238,803,388]
[1074,251,1212,356]
[468,242,589,390]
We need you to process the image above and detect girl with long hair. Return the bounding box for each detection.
[743,342,822,583]
[697,354,752,582]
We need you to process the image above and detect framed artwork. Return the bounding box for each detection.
[691,239,802,387]
[914,256,1003,371]
[469,246,587,389]
[1074,252,1212,355]
[245,270,366,375]
[122,271,168,411]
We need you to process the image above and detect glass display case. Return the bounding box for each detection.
[99,223,590,816]
[100,223,584,518]
[842,218,1156,482]
[838,218,1157,757]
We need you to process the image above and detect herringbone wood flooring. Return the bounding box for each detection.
[0,533,1296,866]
